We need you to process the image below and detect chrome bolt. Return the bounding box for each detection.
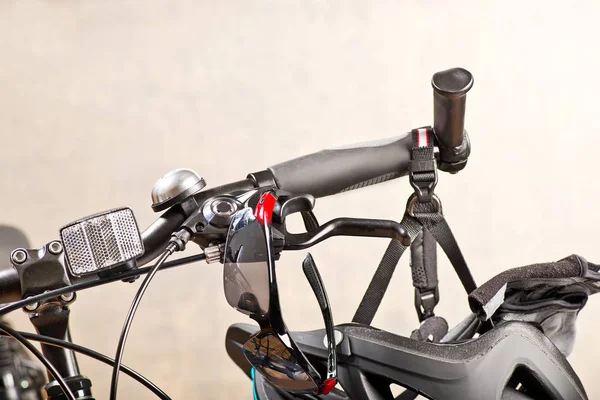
[24,301,39,312]
[48,241,63,255]
[20,380,29,389]
[211,199,236,216]
[60,292,75,303]
[11,250,27,264]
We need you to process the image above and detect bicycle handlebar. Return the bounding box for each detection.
[0,205,193,303]
[0,135,416,301]
[137,205,187,266]
[0,67,474,305]
[140,132,416,265]
[0,130,451,303]
[267,68,474,196]
[268,134,413,198]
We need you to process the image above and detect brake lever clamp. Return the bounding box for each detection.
[178,187,299,264]
[180,193,249,253]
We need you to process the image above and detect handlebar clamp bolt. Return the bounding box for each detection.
[24,301,39,312]
[60,292,75,303]
[212,199,235,216]
[48,241,63,255]
[11,249,27,264]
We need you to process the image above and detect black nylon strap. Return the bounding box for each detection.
[352,215,422,325]
[422,228,438,288]
[409,127,437,203]
[352,126,476,325]
[409,200,477,294]
[408,127,438,296]
[352,203,476,325]
[410,227,438,290]
[411,225,439,321]
[410,316,449,342]
[421,216,476,293]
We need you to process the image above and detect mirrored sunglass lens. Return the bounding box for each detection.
[243,332,318,392]
[223,208,270,316]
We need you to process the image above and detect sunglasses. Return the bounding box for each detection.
[223,190,337,395]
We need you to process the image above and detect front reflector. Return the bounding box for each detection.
[60,208,144,276]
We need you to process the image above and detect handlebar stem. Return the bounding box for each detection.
[29,304,80,380]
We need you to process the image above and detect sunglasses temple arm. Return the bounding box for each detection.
[302,254,337,380]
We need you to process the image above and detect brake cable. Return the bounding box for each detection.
[0,330,170,399]
[0,253,206,318]
[110,229,191,400]
[0,322,76,400]
[109,248,175,399]
[0,252,202,399]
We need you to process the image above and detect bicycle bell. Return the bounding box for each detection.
[151,168,206,212]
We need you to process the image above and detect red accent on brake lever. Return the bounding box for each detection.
[255,192,277,225]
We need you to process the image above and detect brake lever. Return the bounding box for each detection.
[271,193,410,249]
[284,218,411,250]
[273,194,315,223]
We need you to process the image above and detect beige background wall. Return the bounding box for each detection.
[1,1,599,399]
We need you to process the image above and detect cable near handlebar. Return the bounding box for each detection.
[0,330,171,399]
[0,253,202,399]
[0,253,206,319]
[0,322,76,400]
[109,242,178,400]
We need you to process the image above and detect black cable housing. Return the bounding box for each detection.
[0,330,171,399]
[0,253,206,318]
[0,322,76,400]
[109,246,175,400]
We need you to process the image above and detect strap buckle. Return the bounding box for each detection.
[415,287,439,322]
[409,128,438,203]
[407,194,442,217]
[409,162,438,202]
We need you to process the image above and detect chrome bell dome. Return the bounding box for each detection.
[151,168,206,212]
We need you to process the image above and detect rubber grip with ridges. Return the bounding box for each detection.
[268,132,412,198]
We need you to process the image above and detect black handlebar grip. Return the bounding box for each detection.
[267,133,412,198]
[432,68,473,149]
